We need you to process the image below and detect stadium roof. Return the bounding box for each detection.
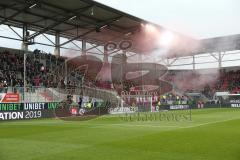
[0,0,239,58]
[167,34,240,58]
[199,34,240,53]
[0,0,198,55]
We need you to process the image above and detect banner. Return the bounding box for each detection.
[0,110,57,121]
[230,100,240,108]
[108,107,138,114]
[0,102,61,111]
[0,102,62,121]
[0,93,20,102]
[0,111,41,120]
[169,105,189,110]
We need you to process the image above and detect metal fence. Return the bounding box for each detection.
[0,85,119,104]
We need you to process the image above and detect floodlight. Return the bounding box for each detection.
[159,30,175,47]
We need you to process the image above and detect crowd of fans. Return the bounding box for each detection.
[25,49,65,88]
[0,49,65,90]
[157,93,189,105]
[222,70,240,92]
[0,50,24,89]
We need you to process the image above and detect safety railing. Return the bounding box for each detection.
[0,86,119,103]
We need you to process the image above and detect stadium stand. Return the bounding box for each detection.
[0,48,119,103]
[0,47,239,105]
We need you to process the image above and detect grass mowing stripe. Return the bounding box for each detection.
[1,108,240,160]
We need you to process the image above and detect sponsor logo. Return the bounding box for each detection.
[0,110,42,121]
[0,93,20,102]
[231,104,240,108]
[0,102,61,111]
[230,100,240,108]
[170,105,189,110]
[108,107,138,114]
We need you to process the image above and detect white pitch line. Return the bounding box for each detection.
[1,117,239,129]
[94,123,182,128]
[89,117,240,129]
[180,117,240,129]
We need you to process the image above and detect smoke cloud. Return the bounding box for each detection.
[164,69,220,93]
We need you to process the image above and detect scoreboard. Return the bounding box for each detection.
[0,102,61,121]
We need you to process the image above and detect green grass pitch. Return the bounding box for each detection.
[0,108,240,160]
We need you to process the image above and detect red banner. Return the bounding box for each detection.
[0,93,20,103]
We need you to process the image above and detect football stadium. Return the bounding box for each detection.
[0,0,240,160]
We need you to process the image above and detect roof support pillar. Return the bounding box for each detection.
[103,48,109,63]
[193,55,196,70]
[21,24,28,103]
[54,32,60,57]
[218,52,222,68]
[82,39,86,55]
[21,24,28,51]
[123,50,127,56]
